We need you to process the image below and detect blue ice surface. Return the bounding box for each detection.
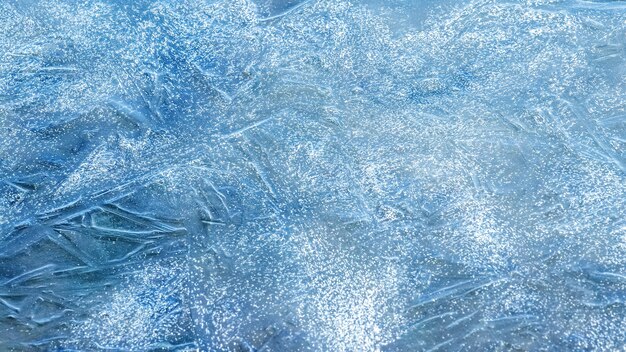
[0,0,625,350]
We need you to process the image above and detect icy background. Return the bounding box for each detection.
[1,0,625,350]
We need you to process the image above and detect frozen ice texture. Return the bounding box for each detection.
[1,0,625,350]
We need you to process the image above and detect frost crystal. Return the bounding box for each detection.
[1,0,625,350]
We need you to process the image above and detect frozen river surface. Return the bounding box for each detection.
[1,0,625,350]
